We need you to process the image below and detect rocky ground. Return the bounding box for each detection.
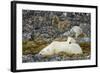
[22,53,90,63]
[22,10,91,40]
[22,37,91,63]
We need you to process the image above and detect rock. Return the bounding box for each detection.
[80,23,90,37]
[47,55,61,61]
[54,37,67,41]
[40,34,50,38]
[63,31,70,36]
[55,56,62,61]
[77,37,90,43]
[33,54,44,62]
[23,32,32,40]
[22,10,91,40]
[22,54,34,62]
[62,56,70,60]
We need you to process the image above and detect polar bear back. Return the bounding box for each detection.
[52,42,82,54]
[70,26,83,38]
[65,43,82,54]
[39,41,82,56]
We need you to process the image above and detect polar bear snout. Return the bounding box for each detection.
[38,51,43,56]
[39,50,47,56]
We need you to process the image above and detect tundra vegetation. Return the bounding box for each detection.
[22,10,91,63]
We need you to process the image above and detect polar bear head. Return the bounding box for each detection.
[67,37,76,44]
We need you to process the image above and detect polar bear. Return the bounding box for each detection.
[63,26,85,38]
[70,26,83,38]
[38,37,83,56]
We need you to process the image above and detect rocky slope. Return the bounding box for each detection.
[22,10,91,40]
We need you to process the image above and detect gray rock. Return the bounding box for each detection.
[22,54,34,62]
[77,37,90,43]
[33,54,45,62]
[63,31,70,36]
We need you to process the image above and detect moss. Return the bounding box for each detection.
[22,40,48,55]
[79,42,90,51]
[34,38,47,45]
[79,42,91,56]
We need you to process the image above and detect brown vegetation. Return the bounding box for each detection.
[52,15,70,32]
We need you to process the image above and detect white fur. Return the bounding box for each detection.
[39,37,82,56]
[70,26,83,38]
